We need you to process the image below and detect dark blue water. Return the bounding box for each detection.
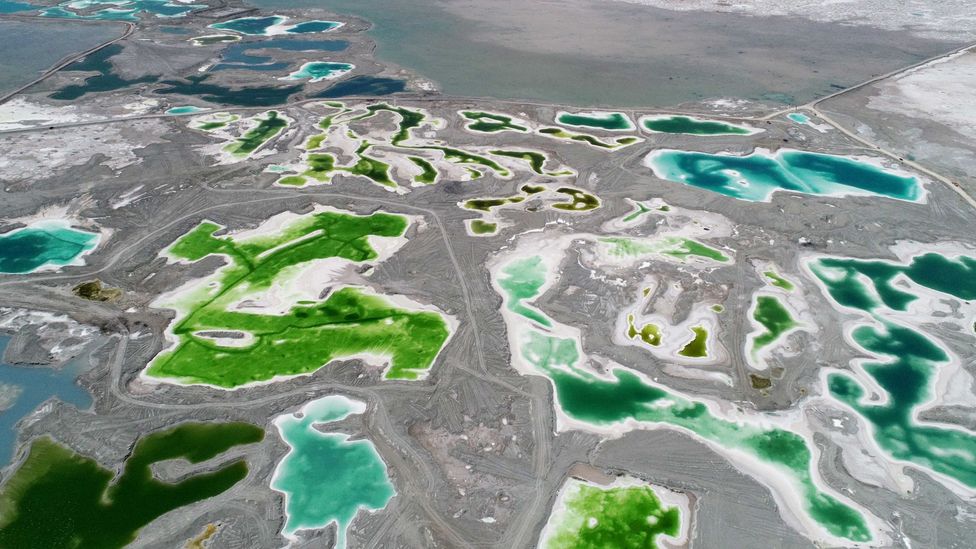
[0,336,93,464]
[312,75,405,98]
[49,44,158,101]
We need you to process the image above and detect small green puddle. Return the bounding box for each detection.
[678,325,709,358]
[764,270,795,291]
[751,296,798,355]
[627,314,661,346]
[408,156,438,184]
[467,219,498,236]
[552,187,600,211]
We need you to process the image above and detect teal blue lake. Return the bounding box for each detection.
[282,62,353,82]
[271,395,395,548]
[0,336,93,464]
[645,149,920,202]
[0,221,99,274]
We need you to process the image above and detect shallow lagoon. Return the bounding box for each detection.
[249,0,959,107]
[271,396,395,547]
[0,336,93,465]
[646,149,921,202]
[40,0,203,21]
[0,220,99,274]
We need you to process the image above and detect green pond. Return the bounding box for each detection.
[640,115,756,135]
[272,396,394,548]
[809,252,976,489]
[0,221,99,274]
[0,422,263,548]
[461,111,528,133]
[677,325,709,358]
[543,481,680,549]
[646,149,921,203]
[146,210,451,387]
[556,111,634,131]
[750,295,798,357]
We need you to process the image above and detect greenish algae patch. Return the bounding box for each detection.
[809,252,976,490]
[467,219,498,236]
[350,103,426,145]
[541,480,680,549]
[678,325,709,358]
[521,184,546,194]
[224,111,288,157]
[0,423,263,548]
[463,196,524,212]
[0,221,99,274]
[622,201,652,223]
[146,210,452,387]
[750,295,798,357]
[711,304,724,313]
[600,236,729,263]
[272,396,394,548]
[764,270,795,291]
[627,314,661,346]
[298,144,396,188]
[555,111,635,132]
[552,187,600,211]
[640,115,758,136]
[460,111,528,133]
[190,34,240,46]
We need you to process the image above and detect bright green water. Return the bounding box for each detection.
[0,221,98,274]
[272,396,394,548]
[146,211,451,387]
[544,482,679,548]
[0,423,263,548]
[647,149,920,202]
[810,253,976,488]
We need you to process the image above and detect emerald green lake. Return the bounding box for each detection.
[271,395,395,547]
[0,422,263,548]
[556,111,634,131]
[0,221,99,274]
[640,115,757,136]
